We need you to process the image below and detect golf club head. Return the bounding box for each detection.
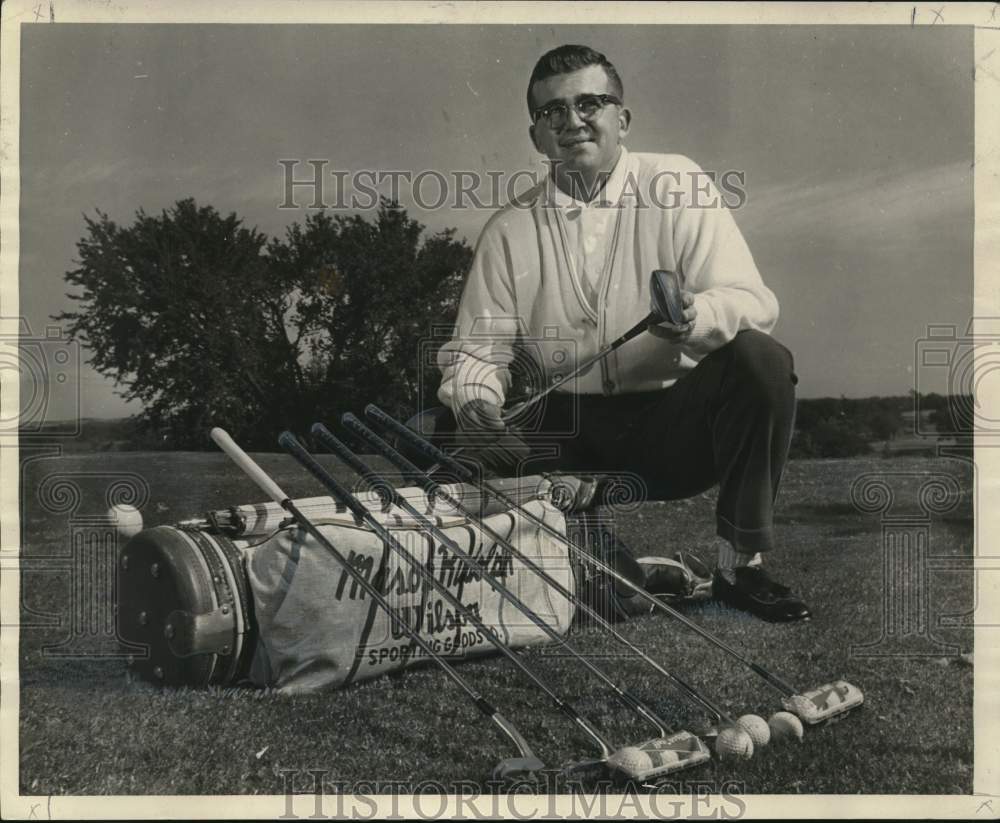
[782,680,864,724]
[492,756,546,784]
[559,757,607,781]
[650,269,685,326]
[606,731,712,782]
[689,718,722,740]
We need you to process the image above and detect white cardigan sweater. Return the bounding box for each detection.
[437,149,778,412]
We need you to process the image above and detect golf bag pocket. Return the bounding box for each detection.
[244,499,574,692]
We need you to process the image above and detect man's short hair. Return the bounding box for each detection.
[526,45,625,113]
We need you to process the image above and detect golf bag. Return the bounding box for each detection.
[118,478,577,692]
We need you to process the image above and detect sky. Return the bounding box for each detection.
[16,23,973,419]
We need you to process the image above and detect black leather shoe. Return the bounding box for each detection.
[712,566,811,622]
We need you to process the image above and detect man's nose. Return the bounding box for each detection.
[561,105,587,130]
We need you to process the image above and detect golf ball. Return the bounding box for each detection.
[785,694,820,721]
[651,749,680,765]
[736,714,771,748]
[768,711,804,742]
[715,727,754,760]
[607,746,653,777]
[109,504,143,539]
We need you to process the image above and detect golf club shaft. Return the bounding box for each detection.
[207,427,540,765]
[326,418,676,737]
[501,311,657,422]
[365,405,799,698]
[438,305,666,470]
[323,421,733,726]
[276,430,617,759]
[495,268,684,437]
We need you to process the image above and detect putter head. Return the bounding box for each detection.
[782,680,864,724]
[492,756,545,784]
[606,731,711,781]
[650,269,685,326]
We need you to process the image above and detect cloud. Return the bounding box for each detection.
[32,158,240,212]
[736,160,972,254]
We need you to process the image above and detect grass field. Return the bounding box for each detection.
[17,450,974,795]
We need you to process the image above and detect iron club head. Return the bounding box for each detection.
[491,756,546,784]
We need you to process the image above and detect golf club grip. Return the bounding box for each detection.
[210,427,289,504]
[326,422,440,507]
[277,432,371,523]
[311,423,382,484]
[341,414,429,483]
[366,405,474,479]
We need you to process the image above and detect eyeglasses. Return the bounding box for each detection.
[531,93,623,129]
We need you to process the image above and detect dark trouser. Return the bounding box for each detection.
[414,330,797,555]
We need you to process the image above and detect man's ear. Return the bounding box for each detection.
[529,123,542,153]
[618,106,632,139]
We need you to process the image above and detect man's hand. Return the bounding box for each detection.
[455,398,531,475]
[455,398,507,432]
[648,290,697,341]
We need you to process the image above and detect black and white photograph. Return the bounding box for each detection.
[2,1,998,818]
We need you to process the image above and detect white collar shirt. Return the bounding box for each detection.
[544,147,631,312]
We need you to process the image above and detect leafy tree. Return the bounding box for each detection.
[57,198,471,448]
[268,205,470,426]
